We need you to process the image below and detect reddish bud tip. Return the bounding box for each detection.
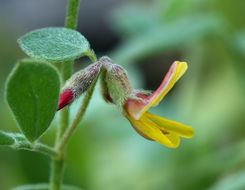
[57,89,75,111]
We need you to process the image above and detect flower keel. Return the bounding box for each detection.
[126,113,181,148]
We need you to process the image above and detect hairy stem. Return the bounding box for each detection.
[87,49,97,63]
[12,142,58,157]
[50,157,65,190]
[33,143,59,157]
[50,0,81,190]
[65,0,80,30]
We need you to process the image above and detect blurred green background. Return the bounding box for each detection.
[0,0,245,189]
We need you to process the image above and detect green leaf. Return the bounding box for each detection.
[11,184,83,190]
[18,27,90,62]
[0,130,15,145]
[5,59,60,142]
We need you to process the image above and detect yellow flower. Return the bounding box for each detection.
[123,61,194,148]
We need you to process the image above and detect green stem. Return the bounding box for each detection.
[87,49,97,63]
[33,143,58,157]
[65,0,81,30]
[13,142,58,157]
[50,157,65,190]
[50,0,81,190]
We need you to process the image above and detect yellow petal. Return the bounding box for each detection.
[126,114,180,148]
[127,115,154,141]
[163,133,180,148]
[146,112,194,138]
[144,61,187,108]
[126,61,188,120]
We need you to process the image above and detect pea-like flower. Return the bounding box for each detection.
[101,57,194,148]
[123,61,194,148]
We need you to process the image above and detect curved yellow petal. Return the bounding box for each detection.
[126,61,188,120]
[142,61,187,109]
[126,114,180,148]
[146,112,194,138]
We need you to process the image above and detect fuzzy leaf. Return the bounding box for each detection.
[0,130,15,145]
[5,59,60,142]
[18,27,90,62]
[11,184,83,190]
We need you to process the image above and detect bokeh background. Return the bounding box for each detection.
[1,0,245,190]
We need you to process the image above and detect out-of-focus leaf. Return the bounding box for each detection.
[160,0,198,21]
[5,59,60,142]
[234,31,245,56]
[112,14,221,65]
[18,27,90,62]
[0,130,15,145]
[209,171,245,190]
[215,0,245,29]
[11,184,83,190]
[109,5,156,37]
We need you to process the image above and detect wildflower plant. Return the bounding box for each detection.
[0,0,193,190]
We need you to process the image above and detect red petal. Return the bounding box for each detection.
[57,89,75,111]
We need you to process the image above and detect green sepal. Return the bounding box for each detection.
[99,67,112,103]
[5,59,60,142]
[99,57,134,107]
[18,27,90,62]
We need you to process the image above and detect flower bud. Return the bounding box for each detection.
[57,62,102,110]
[99,57,134,106]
